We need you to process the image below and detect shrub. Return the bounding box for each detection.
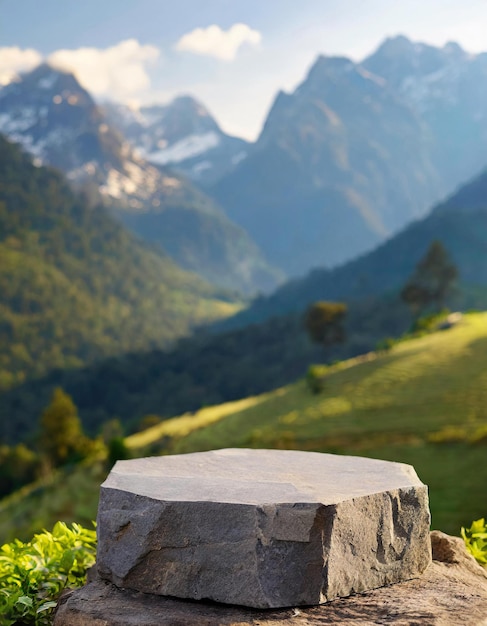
[411,310,449,334]
[306,365,327,394]
[0,521,96,625]
[107,436,130,468]
[375,337,397,352]
[462,518,487,566]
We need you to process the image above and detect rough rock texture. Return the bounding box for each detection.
[96,449,431,608]
[54,531,487,626]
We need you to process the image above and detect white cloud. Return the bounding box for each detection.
[0,47,42,85]
[175,23,262,61]
[48,39,160,101]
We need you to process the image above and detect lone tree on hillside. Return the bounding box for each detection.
[304,301,347,349]
[400,240,458,317]
[39,387,89,468]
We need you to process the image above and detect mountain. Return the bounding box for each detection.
[103,96,249,185]
[363,35,487,190]
[0,64,281,295]
[211,54,443,276]
[3,145,487,446]
[211,37,487,278]
[0,134,239,389]
[216,167,487,330]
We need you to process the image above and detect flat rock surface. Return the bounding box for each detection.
[96,450,431,608]
[101,448,424,504]
[54,531,487,626]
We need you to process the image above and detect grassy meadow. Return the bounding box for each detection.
[1,312,486,541]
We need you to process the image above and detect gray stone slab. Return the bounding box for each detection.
[96,449,431,608]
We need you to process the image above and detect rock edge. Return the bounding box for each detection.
[54,531,487,626]
[96,450,431,608]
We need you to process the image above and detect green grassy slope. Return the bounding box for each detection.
[142,312,487,534]
[173,314,487,450]
[1,313,486,541]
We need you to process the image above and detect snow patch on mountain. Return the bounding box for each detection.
[144,131,221,165]
[38,72,59,90]
[0,107,37,134]
[192,160,213,175]
[400,65,461,112]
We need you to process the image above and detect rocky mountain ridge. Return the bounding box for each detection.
[104,96,249,185]
[363,35,487,186]
[0,64,281,295]
[3,37,487,288]
[211,35,487,277]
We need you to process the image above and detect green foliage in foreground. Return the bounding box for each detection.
[462,518,487,566]
[0,521,96,625]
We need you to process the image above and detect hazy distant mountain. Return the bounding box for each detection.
[0,64,281,294]
[212,54,443,276]
[363,35,487,189]
[211,36,487,278]
[104,97,249,185]
[218,167,487,330]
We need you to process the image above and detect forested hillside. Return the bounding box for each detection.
[0,136,238,389]
[0,292,412,443]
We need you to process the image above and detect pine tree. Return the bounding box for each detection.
[401,240,458,316]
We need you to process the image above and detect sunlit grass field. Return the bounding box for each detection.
[134,312,487,534]
[1,312,486,541]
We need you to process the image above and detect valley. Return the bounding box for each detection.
[1,23,487,587]
[1,312,486,542]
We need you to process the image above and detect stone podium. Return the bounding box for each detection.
[95,449,431,608]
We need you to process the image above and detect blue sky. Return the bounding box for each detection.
[2,0,487,139]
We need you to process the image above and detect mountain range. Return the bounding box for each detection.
[3,37,487,287]
[0,64,281,295]
[2,34,487,389]
[211,36,487,276]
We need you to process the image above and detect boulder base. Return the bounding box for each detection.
[96,449,431,608]
[54,532,487,626]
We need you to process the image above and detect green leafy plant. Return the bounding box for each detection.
[462,518,487,566]
[0,521,96,625]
